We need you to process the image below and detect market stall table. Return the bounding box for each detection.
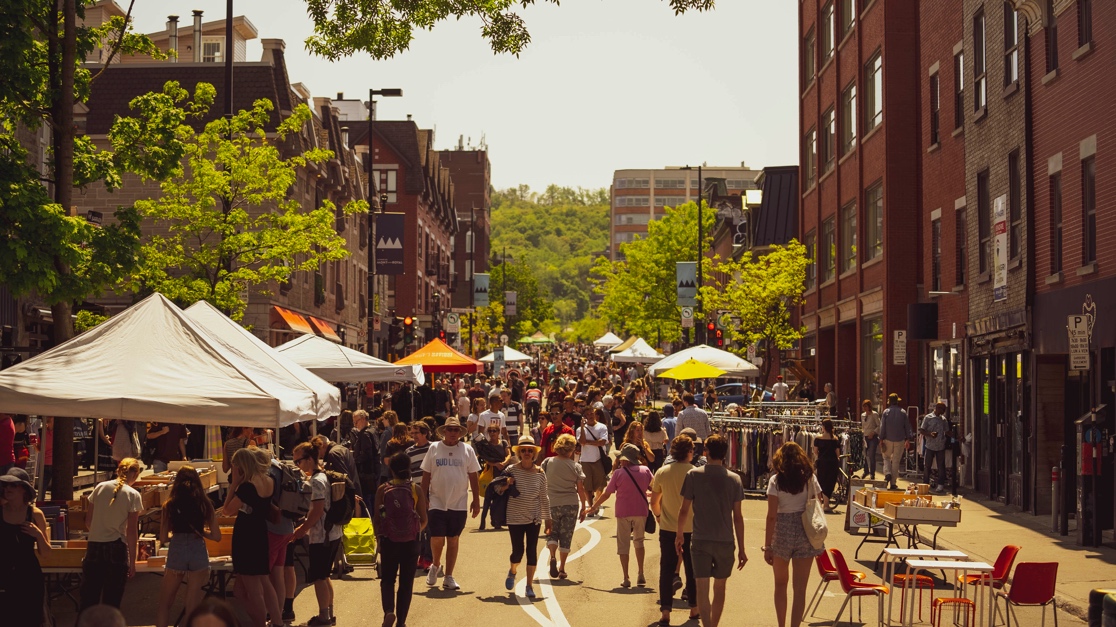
[853,505,961,568]
[43,557,235,613]
[898,559,994,627]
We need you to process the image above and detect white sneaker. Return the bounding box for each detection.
[426,564,443,586]
[442,574,460,590]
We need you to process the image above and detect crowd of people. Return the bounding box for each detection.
[0,341,961,627]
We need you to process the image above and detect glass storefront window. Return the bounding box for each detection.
[1012,353,1024,475]
[978,357,991,473]
[862,318,884,408]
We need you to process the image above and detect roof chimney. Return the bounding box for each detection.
[337,92,344,100]
[192,10,203,62]
[341,126,349,147]
[167,16,179,62]
[407,114,412,121]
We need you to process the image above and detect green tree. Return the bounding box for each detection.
[590,201,714,344]
[699,242,809,381]
[123,93,367,320]
[489,258,554,341]
[460,302,505,356]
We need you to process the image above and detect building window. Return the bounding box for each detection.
[1050,173,1062,274]
[840,0,855,38]
[862,317,884,408]
[804,126,818,190]
[1083,156,1096,264]
[803,27,816,90]
[1008,150,1022,259]
[931,218,942,292]
[865,182,883,261]
[821,107,836,173]
[1046,0,1059,72]
[822,217,836,282]
[1004,3,1019,86]
[821,2,835,64]
[841,81,857,154]
[954,51,965,129]
[1078,0,1093,46]
[929,73,940,145]
[805,230,817,290]
[974,10,987,111]
[956,208,968,286]
[864,51,883,132]
[840,201,857,273]
[202,36,224,63]
[977,169,991,274]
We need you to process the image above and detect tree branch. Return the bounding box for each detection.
[90,0,136,83]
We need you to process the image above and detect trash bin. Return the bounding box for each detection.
[1103,592,1116,627]
[1090,588,1116,626]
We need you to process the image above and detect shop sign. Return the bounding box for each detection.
[849,502,888,529]
[1068,314,1091,371]
[893,330,907,366]
[993,195,1008,302]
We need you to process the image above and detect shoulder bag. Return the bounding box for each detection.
[801,477,828,549]
[623,467,656,534]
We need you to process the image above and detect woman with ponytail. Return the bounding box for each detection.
[156,466,221,627]
[81,457,144,610]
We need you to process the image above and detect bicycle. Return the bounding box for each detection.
[832,453,860,506]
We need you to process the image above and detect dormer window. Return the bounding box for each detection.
[202,37,224,63]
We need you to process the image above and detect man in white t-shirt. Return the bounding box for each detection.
[576,409,611,502]
[477,394,508,442]
[772,376,790,402]
[420,417,481,592]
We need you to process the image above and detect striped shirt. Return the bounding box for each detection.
[406,443,430,480]
[504,464,551,525]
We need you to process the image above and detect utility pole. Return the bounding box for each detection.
[364,87,402,355]
[469,205,476,356]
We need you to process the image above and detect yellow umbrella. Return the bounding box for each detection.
[657,358,727,380]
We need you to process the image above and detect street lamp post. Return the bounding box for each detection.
[366,88,403,356]
[683,165,704,344]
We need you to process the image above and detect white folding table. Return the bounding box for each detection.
[880,548,968,625]
[900,559,994,627]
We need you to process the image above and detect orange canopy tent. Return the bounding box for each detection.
[393,338,484,374]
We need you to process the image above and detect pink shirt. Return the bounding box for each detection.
[605,464,653,519]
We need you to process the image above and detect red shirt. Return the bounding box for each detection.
[540,423,574,458]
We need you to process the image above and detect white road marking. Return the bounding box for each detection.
[514,516,603,627]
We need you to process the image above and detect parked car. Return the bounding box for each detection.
[694,382,759,408]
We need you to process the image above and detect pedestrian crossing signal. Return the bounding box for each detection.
[715,328,723,347]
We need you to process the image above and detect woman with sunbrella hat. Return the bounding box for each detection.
[1,467,50,626]
[496,435,550,599]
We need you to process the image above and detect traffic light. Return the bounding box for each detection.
[388,317,403,347]
[438,329,446,341]
[714,328,724,347]
[403,316,415,345]
[706,321,715,345]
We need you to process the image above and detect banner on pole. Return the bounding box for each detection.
[375,212,406,275]
[505,291,517,316]
[474,273,490,307]
[676,262,697,306]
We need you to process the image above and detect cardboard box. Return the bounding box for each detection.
[68,509,88,532]
[198,470,217,490]
[884,503,962,523]
[39,547,86,568]
[204,527,235,557]
[854,490,872,507]
[873,491,910,508]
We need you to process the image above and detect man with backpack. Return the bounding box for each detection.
[376,452,428,627]
[292,442,342,626]
[524,381,543,425]
[347,410,380,501]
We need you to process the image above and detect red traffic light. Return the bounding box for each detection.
[715,329,723,338]
[706,322,716,331]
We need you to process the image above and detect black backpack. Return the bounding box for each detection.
[322,469,357,531]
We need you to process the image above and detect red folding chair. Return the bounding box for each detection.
[996,562,1059,627]
[829,548,889,627]
[959,544,1020,590]
[808,551,867,618]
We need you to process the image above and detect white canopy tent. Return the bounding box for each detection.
[610,338,665,364]
[593,331,623,348]
[275,334,425,384]
[648,344,761,378]
[479,345,533,363]
[0,293,326,428]
[184,301,340,421]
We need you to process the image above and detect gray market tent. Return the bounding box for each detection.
[479,345,533,363]
[592,331,623,348]
[184,301,340,421]
[275,334,425,384]
[648,344,761,378]
[0,293,327,428]
[610,338,665,364]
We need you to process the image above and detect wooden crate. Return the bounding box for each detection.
[204,527,235,557]
[884,503,962,523]
[198,470,217,490]
[40,547,86,568]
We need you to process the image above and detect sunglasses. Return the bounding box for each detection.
[443,427,462,433]
[293,456,308,463]
[517,449,536,456]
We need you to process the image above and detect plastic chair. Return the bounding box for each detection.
[892,572,935,620]
[996,562,1059,627]
[829,548,889,627]
[959,544,1020,590]
[932,597,975,627]
[808,551,867,617]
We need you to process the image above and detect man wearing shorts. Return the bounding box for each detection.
[420,417,481,591]
[293,442,341,626]
[575,408,610,503]
[676,434,747,627]
[267,459,298,624]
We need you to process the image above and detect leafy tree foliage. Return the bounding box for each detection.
[489,258,554,341]
[591,201,714,344]
[460,302,505,356]
[123,93,368,320]
[700,242,809,380]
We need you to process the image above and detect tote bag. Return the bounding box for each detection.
[801,478,828,549]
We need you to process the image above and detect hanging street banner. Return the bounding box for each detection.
[375,212,406,275]
[505,291,517,317]
[676,261,697,306]
[474,273,490,307]
[993,195,1008,302]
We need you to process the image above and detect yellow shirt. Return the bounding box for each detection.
[652,461,694,533]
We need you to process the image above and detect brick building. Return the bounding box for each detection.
[1027,0,1114,527]
[439,143,492,313]
[798,0,921,416]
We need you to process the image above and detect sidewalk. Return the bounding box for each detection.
[928,489,1115,620]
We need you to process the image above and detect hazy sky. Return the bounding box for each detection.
[131,0,798,192]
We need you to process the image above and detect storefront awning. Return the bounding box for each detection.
[273,306,314,335]
[308,316,342,343]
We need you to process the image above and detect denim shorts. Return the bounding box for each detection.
[166,534,211,573]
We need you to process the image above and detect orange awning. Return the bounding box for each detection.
[394,338,484,374]
[273,306,314,335]
[308,316,342,343]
